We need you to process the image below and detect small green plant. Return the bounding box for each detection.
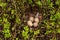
[44,20,52,29]
[35,1,42,7]
[2,29,11,38]
[34,29,40,35]
[28,0,33,4]
[0,2,7,8]
[55,0,60,5]
[56,28,60,33]
[16,38,19,40]
[2,18,11,38]
[22,26,29,40]
[11,10,15,14]
[4,22,10,29]
[45,30,52,35]
[55,12,60,19]
[50,15,56,21]
[50,11,60,21]
[15,17,21,24]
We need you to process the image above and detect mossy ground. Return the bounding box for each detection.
[0,0,60,40]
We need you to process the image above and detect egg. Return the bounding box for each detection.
[34,18,39,23]
[29,16,34,22]
[27,20,33,27]
[33,22,38,27]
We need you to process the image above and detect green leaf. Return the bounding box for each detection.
[22,26,29,39]
[8,7,11,11]
[12,27,15,31]
[50,10,55,14]
[45,30,52,35]
[16,17,21,24]
[24,26,29,31]
[43,20,47,25]
[28,0,33,4]
[16,38,18,40]
[30,29,33,33]
[2,29,10,33]
[50,22,55,26]
[50,15,56,21]
[55,0,60,5]
[34,30,40,35]
[36,1,42,6]
[0,3,7,8]
[47,0,51,4]
[4,33,11,38]
[11,10,15,14]
[57,28,60,33]
[3,18,7,22]
[55,12,60,19]
[22,30,28,36]
[49,2,53,8]
[2,29,11,38]
[4,22,10,29]
[46,25,51,29]
[3,14,8,17]
[22,30,29,39]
